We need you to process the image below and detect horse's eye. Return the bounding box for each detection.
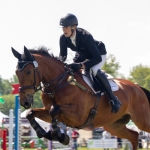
[26,71,31,75]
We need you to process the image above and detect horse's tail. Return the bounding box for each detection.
[139,86,150,104]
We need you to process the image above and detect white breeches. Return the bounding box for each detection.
[91,55,107,76]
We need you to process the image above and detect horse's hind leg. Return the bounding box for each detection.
[104,122,139,150]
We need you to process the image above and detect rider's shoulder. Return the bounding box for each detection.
[77,28,94,42]
[77,27,92,36]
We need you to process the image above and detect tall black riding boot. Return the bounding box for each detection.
[95,69,121,113]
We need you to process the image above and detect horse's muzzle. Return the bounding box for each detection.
[21,98,33,109]
[23,102,32,109]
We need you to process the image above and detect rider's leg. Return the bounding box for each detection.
[92,55,106,75]
[91,55,121,113]
[95,69,121,113]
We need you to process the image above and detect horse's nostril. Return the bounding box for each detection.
[24,102,30,109]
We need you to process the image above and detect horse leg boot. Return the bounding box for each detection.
[95,69,122,113]
[26,109,53,140]
[50,105,70,145]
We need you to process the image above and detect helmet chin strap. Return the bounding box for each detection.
[69,27,74,38]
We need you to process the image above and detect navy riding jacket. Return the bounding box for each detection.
[59,28,107,70]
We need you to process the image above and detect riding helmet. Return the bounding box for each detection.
[59,13,78,27]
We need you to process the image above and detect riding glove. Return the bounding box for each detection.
[69,63,82,72]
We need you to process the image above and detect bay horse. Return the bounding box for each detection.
[12,46,150,150]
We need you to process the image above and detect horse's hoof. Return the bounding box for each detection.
[26,109,34,120]
[50,105,60,118]
[62,134,70,145]
[37,133,43,138]
[57,133,70,145]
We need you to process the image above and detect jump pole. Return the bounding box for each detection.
[15,95,21,150]
[2,130,7,150]
[8,109,14,150]
[48,124,52,150]
[12,84,21,150]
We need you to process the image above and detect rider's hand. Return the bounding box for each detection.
[69,63,82,72]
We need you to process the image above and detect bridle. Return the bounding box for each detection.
[17,58,73,105]
[17,60,43,104]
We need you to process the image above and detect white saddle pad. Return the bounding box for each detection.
[82,72,119,94]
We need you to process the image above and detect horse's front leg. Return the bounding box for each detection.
[49,104,70,145]
[26,108,53,140]
[26,106,70,145]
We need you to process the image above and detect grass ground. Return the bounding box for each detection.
[24,148,89,150]
[24,148,146,150]
[24,148,93,150]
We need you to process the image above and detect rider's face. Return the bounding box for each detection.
[62,26,72,37]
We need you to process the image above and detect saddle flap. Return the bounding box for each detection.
[82,71,119,94]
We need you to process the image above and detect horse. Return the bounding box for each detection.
[11,46,150,150]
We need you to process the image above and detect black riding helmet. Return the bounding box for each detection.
[60,13,78,27]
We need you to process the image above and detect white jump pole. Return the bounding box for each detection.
[9,109,14,150]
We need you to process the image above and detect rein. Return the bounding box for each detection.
[42,64,95,106]
[42,71,71,98]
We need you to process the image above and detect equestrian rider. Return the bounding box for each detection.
[59,13,121,113]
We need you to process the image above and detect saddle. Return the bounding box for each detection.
[82,70,119,94]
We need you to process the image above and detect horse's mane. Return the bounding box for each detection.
[28,46,62,62]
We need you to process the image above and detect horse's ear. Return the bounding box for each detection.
[11,47,21,60]
[24,46,33,60]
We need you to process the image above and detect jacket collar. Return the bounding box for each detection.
[66,28,80,51]
[75,28,80,48]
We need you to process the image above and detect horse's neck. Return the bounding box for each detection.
[38,57,64,82]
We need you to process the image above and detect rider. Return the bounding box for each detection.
[59,13,121,113]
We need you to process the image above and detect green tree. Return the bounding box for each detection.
[2,79,12,94]
[0,76,12,95]
[102,54,120,77]
[129,64,150,88]
[0,94,15,115]
[0,76,5,94]
[0,74,19,95]
[144,75,150,90]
